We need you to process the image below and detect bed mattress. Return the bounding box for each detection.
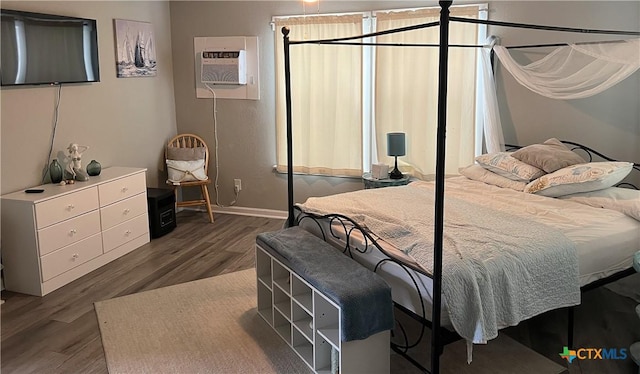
[297,177,640,328]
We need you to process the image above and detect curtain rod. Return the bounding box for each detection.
[297,38,633,50]
[288,20,439,45]
[302,41,483,48]
[451,16,640,36]
[289,38,637,51]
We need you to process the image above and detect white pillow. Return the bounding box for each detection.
[459,164,527,191]
[475,152,546,181]
[524,161,633,197]
[558,187,640,221]
[166,159,208,183]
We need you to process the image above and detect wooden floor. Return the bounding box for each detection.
[503,284,640,374]
[1,211,638,374]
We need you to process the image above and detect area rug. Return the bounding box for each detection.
[94,269,312,374]
[95,268,567,374]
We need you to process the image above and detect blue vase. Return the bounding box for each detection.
[86,160,101,176]
[49,159,63,183]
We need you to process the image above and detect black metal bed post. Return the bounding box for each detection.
[282,27,295,228]
[432,1,452,373]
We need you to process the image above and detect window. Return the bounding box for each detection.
[274,5,487,178]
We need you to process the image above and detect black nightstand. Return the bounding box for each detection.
[362,172,411,189]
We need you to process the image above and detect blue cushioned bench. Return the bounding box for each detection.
[256,226,394,342]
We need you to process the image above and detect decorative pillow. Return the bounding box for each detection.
[459,164,527,191]
[524,161,633,197]
[511,138,585,173]
[475,152,546,181]
[166,147,206,161]
[558,187,640,221]
[166,159,208,183]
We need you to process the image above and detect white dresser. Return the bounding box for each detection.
[1,167,150,296]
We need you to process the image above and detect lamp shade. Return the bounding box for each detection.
[387,132,406,157]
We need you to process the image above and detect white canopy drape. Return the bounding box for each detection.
[493,38,640,100]
[481,38,640,153]
[480,36,504,154]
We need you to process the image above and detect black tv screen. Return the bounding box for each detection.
[0,9,100,86]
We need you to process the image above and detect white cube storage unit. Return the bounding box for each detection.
[256,244,390,374]
[1,167,150,296]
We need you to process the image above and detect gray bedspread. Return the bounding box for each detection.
[298,183,581,349]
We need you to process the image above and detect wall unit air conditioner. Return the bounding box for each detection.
[200,50,247,85]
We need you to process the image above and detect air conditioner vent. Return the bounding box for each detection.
[200,50,247,85]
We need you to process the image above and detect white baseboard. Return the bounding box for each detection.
[178,206,287,220]
[213,206,287,219]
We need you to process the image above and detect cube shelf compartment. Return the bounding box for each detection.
[255,244,389,374]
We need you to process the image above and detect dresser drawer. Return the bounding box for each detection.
[102,213,149,253]
[100,193,148,230]
[40,234,103,281]
[34,187,99,229]
[98,173,146,207]
[38,210,101,256]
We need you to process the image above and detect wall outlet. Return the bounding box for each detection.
[234,178,242,193]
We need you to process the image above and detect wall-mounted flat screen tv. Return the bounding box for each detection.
[1,9,100,86]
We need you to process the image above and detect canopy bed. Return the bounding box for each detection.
[277,2,640,373]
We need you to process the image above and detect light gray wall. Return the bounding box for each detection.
[0,1,177,195]
[169,1,446,212]
[170,1,640,212]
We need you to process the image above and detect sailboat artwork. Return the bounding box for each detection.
[114,19,157,78]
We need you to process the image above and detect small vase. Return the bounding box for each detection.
[49,159,63,183]
[86,160,101,176]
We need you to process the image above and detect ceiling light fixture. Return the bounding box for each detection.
[302,0,320,15]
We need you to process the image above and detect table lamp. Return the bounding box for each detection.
[387,132,406,179]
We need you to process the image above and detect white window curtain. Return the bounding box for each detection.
[480,36,505,154]
[492,39,640,100]
[274,15,363,177]
[375,6,482,178]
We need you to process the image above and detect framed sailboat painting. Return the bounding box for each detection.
[114,19,157,78]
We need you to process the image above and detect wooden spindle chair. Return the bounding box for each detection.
[165,134,214,223]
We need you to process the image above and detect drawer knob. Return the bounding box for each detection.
[72,253,79,260]
[69,229,77,235]
[67,204,75,211]
[121,187,129,193]
[123,208,130,215]
[125,230,132,236]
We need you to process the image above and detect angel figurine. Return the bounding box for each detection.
[66,143,90,181]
